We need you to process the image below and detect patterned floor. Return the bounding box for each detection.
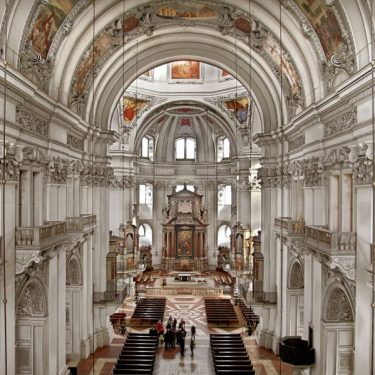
[74,295,293,375]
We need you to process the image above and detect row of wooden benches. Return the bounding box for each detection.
[112,333,158,375]
[131,297,166,325]
[238,299,260,328]
[210,333,255,375]
[205,298,238,325]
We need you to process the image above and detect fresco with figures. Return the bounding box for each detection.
[156,2,218,20]
[295,0,344,60]
[75,33,112,93]
[123,97,148,125]
[263,35,301,98]
[30,0,78,59]
[171,61,200,80]
[223,97,250,125]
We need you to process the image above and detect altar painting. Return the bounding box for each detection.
[176,228,193,258]
[123,97,148,125]
[171,61,200,80]
[223,97,250,125]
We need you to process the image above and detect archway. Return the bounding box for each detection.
[287,259,304,336]
[322,283,355,375]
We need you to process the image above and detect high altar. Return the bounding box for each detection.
[161,186,208,271]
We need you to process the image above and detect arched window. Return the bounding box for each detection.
[218,185,232,206]
[139,184,153,205]
[218,224,231,246]
[217,137,230,162]
[138,224,145,237]
[140,136,153,160]
[176,184,194,192]
[175,137,196,160]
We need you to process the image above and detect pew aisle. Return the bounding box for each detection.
[74,295,293,375]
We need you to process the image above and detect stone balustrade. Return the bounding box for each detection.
[16,221,67,250]
[274,217,305,237]
[305,225,356,253]
[66,214,97,233]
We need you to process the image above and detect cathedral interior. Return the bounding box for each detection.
[0,0,375,374]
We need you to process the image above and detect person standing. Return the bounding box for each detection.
[190,325,196,356]
[179,327,186,357]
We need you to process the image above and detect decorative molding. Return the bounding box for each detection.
[0,142,23,182]
[328,256,355,282]
[110,175,135,189]
[302,157,325,187]
[80,165,114,187]
[324,108,357,137]
[67,133,84,152]
[288,133,305,152]
[16,106,49,137]
[45,157,68,184]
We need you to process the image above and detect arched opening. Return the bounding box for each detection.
[287,260,304,336]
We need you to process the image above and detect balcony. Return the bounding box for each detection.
[16,221,67,251]
[305,225,356,255]
[66,214,97,233]
[274,217,305,238]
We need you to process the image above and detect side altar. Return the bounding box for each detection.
[161,185,208,271]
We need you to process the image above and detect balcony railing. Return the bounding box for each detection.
[16,221,67,250]
[66,214,97,233]
[305,225,356,253]
[274,217,305,237]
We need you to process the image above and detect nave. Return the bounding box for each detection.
[73,296,293,375]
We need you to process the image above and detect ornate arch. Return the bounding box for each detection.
[66,254,83,286]
[323,283,354,323]
[16,277,47,317]
[288,259,304,289]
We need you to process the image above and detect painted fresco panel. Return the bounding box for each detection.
[294,0,344,59]
[30,0,78,59]
[176,228,193,258]
[223,97,250,124]
[171,61,200,80]
[156,2,217,20]
[263,36,301,97]
[75,33,112,93]
[123,97,148,125]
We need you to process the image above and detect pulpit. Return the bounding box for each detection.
[161,185,208,271]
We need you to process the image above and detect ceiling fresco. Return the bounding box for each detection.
[29,0,79,60]
[18,0,355,117]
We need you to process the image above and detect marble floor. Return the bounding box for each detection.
[74,295,293,375]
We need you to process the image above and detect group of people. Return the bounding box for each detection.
[153,316,196,357]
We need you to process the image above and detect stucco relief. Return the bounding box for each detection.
[66,255,82,285]
[289,261,304,289]
[325,287,354,322]
[16,106,49,137]
[323,108,357,137]
[16,278,47,317]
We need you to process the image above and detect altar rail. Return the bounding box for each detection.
[145,287,223,296]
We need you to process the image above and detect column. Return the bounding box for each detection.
[0,180,17,375]
[58,247,67,375]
